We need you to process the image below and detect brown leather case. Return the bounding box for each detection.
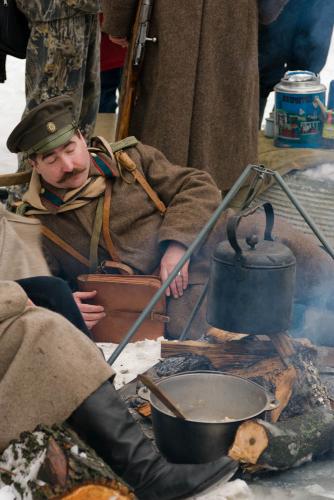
[77,274,169,343]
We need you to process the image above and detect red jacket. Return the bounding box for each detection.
[100,32,127,71]
[100,14,126,72]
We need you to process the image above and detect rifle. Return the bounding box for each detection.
[115,0,157,140]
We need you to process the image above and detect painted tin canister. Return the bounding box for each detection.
[274,71,326,148]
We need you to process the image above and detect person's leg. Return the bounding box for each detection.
[79,13,101,140]
[166,284,209,340]
[16,276,92,338]
[69,380,237,500]
[99,67,123,113]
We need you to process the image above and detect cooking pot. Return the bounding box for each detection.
[149,371,278,464]
[207,203,296,335]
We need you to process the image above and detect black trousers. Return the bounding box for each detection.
[16,276,92,339]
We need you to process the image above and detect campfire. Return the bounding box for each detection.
[2,176,334,497]
[158,329,334,472]
[135,199,334,474]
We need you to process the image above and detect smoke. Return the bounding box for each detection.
[291,279,334,346]
[303,163,334,182]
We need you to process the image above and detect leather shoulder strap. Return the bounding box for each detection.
[41,225,90,268]
[115,150,166,215]
[90,136,166,215]
[102,180,121,262]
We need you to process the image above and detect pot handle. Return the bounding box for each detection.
[264,395,280,411]
[227,202,274,257]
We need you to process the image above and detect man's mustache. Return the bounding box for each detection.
[58,168,85,183]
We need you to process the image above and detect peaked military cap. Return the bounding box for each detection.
[7,95,78,155]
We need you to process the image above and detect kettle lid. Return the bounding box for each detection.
[213,235,296,269]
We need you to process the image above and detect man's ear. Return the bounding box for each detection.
[28,158,38,171]
[78,130,86,144]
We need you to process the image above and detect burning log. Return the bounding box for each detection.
[228,407,334,472]
[159,332,331,457]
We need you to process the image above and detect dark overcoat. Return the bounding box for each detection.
[102,0,259,191]
[259,0,334,101]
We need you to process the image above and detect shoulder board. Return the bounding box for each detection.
[110,136,139,153]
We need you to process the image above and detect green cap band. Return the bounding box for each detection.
[27,123,77,156]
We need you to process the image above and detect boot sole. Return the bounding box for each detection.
[173,460,239,500]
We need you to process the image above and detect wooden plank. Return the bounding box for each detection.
[0,170,31,187]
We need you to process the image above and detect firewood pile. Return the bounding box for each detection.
[159,329,334,472]
[2,332,334,496]
[0,424,134,499]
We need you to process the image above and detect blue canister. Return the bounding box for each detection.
[274,71,326,148]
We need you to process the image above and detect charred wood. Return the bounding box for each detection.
[160,339,278,369]
[160,336,330,422]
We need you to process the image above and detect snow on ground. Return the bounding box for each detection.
[1,29,334,500]
[100,338,163,389]
[0,57,25,173]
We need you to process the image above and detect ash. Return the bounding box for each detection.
[280,350,331,421]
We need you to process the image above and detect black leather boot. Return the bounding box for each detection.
[69,381,238,500]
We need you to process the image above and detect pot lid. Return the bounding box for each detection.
[213,236,296,269]
[274,70,326,94]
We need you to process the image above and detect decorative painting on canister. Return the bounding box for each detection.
[274,71,326,148]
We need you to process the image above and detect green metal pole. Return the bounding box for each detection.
[273,171,334,259]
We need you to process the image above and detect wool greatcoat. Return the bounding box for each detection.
[101,0,259,192]
[0,206,113,451]
[22,141,334,340]
[0,204,50,280]
[0,281,113,451]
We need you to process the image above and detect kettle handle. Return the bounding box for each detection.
[227,203,274,257]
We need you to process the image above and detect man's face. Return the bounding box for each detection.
[30,132,91,189]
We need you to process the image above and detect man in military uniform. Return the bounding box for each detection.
[7,96,334,340]
[15,0,101,171]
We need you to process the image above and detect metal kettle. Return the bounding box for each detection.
[206,203,296,335]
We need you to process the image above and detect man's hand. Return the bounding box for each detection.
[73,290,106,330]
[108,35,129,48]
[160,242,189,298]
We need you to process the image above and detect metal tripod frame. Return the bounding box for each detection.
[107,164,334,365]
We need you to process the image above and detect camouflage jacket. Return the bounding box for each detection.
[16,0,100,23]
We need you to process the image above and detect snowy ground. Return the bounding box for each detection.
[1,31,334,500]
